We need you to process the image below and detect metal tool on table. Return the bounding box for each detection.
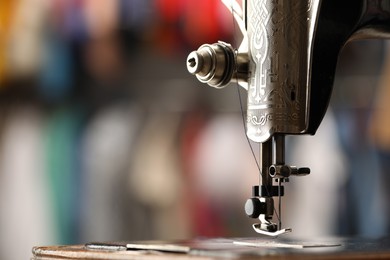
[186,0,390,236]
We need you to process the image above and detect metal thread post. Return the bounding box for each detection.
[260,140,273,192]
[273,135,285,165]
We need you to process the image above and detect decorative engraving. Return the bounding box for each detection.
[246,0,313,142]
[307,0,313,11]
[249,0,270,103]
[247,113,273,126]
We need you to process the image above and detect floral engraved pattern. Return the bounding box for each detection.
[248,113,272,126]
[249,0,270,101]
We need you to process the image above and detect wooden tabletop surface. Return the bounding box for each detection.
[32,237,390,260]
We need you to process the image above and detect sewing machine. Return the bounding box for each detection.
[186,0,390,236]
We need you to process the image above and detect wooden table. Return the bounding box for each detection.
[32,237,390,259]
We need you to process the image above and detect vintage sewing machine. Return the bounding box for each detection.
[186,0,390,236]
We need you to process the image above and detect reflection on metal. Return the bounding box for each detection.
[252,224,292,237]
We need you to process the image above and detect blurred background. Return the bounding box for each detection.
[0,0,390,259]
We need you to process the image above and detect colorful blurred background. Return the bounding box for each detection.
[0,1,390,259]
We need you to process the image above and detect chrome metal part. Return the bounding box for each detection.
[252,224,292,237]
[260,141,273,194]
[273,135,285,166]
[255,140,292,234]
[186,42,248,89]
[269,165,311,179]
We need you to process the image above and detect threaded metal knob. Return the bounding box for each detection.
[186,42,235,88]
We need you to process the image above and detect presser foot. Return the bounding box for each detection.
[245,197,291,237]
[252,223,292,237]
